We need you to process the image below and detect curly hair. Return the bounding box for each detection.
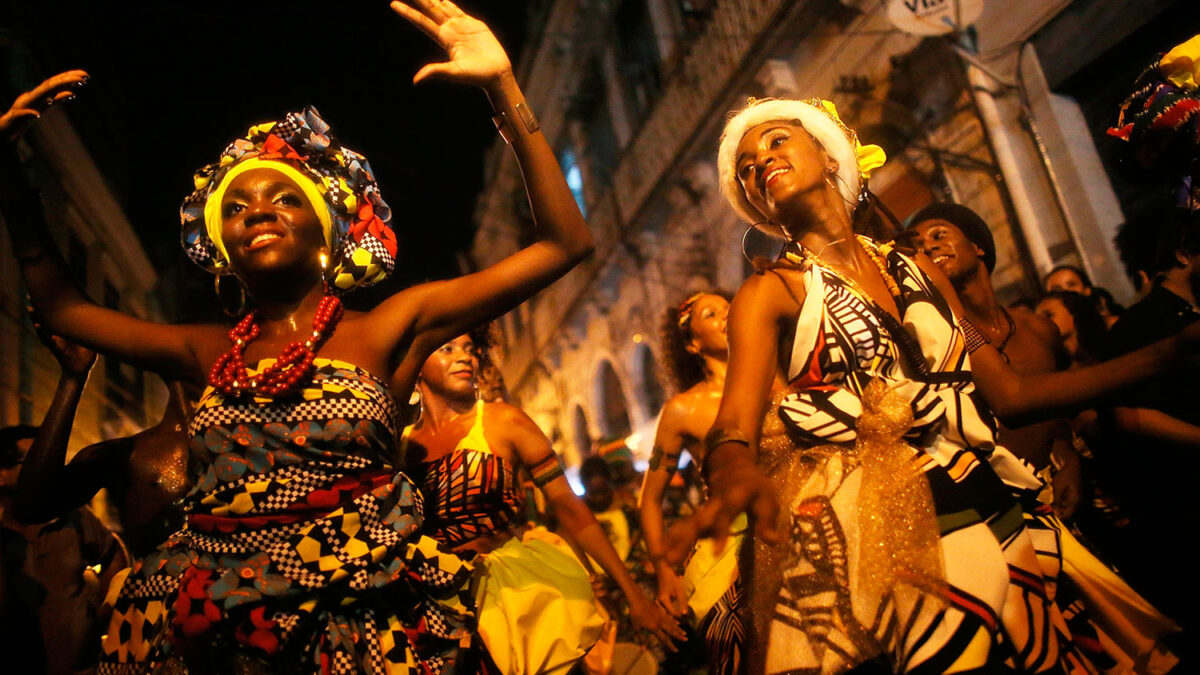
[660,290,732,393]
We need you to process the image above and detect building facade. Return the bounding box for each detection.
[471,0,1195,468]
[0,84,165,455]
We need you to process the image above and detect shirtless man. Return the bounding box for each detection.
[907,203,1080,514]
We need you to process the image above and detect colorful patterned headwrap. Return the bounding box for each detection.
[180,107,398,292]
[717,97,886,237]
[1107,35,1200,208]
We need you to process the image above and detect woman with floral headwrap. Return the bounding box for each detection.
[0,2,593,673]
[668,97,1191,673]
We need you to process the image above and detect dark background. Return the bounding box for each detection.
[1,0,530,317]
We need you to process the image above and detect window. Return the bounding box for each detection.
[558,146,588,217]
[567,58,621,190]
[614,0,663,123]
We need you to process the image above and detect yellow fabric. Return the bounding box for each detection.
[202,158,333,263]
[104,566,132,607]
[1161,34,1200,90]
[457,399,491,454]
[590,508,631,561]
[683,512,745,623]
[809,98,887,178]
[476,530,605,675]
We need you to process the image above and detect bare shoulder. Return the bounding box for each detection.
[734,265,807,317]
[484,400,540,432]
[1011,305,1060,345]
[360,285,424,345]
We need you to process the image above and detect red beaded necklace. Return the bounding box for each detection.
[208,294,344,397]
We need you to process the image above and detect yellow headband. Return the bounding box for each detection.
[202,158,333,264]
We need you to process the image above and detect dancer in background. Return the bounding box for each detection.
[639,291,747,673]
[1,1,594,670]
[15,322,194,561]
[402,330,683,673]
[682,96,1191,673]
[910,204,1178,672]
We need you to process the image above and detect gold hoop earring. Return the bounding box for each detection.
[318,247,332,294]
[214,273,246,317]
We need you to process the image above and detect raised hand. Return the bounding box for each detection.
[389,0,512,87]
[0,70,89,143]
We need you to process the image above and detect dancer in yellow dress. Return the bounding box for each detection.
[402,331,684,674]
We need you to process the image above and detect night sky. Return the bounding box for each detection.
[2,0,529,316]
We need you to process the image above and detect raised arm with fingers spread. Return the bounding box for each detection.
[1,72,215,384]
[369,1,593,382]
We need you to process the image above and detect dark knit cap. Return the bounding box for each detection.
[906,202,997,272]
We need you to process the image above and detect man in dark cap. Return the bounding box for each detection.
[907,203,1082,514]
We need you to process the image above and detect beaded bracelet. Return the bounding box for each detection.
[958,316,989,354]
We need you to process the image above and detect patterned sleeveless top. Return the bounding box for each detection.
[403,400,525,547]
[778,238,1041,490]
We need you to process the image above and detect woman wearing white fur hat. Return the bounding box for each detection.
[674,97,1188,673]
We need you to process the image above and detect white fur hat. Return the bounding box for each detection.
[716,98,885,236]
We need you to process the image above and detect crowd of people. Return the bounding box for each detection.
[1,4,1196,674]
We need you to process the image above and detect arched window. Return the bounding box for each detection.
[636,343,665,417]
[572,404,592,461]
[596,359,633,440]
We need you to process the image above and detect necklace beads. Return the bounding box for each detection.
[209,295,344,397]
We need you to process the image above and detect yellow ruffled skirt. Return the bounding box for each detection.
[476,529,605,675]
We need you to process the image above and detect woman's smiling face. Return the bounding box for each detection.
[735,120,829,223]
[219,167,326,277]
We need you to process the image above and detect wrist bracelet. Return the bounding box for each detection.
[958,317,988,354]
[704,427,751,453]
[491,101,541,144]
[702,427,751,483]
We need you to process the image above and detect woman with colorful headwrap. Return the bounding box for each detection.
[667,97,1194,674]
[0,2,594,673]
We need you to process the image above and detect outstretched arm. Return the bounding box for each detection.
[638,400,689,616]
[1,73,211,383]
[912,254,1185,427]
[369,1,593,368]
[498,404,686,647]
[13,330,125,523]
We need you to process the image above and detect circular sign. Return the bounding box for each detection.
[886,0,984,36]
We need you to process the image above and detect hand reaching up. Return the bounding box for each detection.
[0,70,89,143]
[389,0,513,88]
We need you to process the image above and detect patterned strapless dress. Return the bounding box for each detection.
[404,399,604,675]
[99,358,476,674]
